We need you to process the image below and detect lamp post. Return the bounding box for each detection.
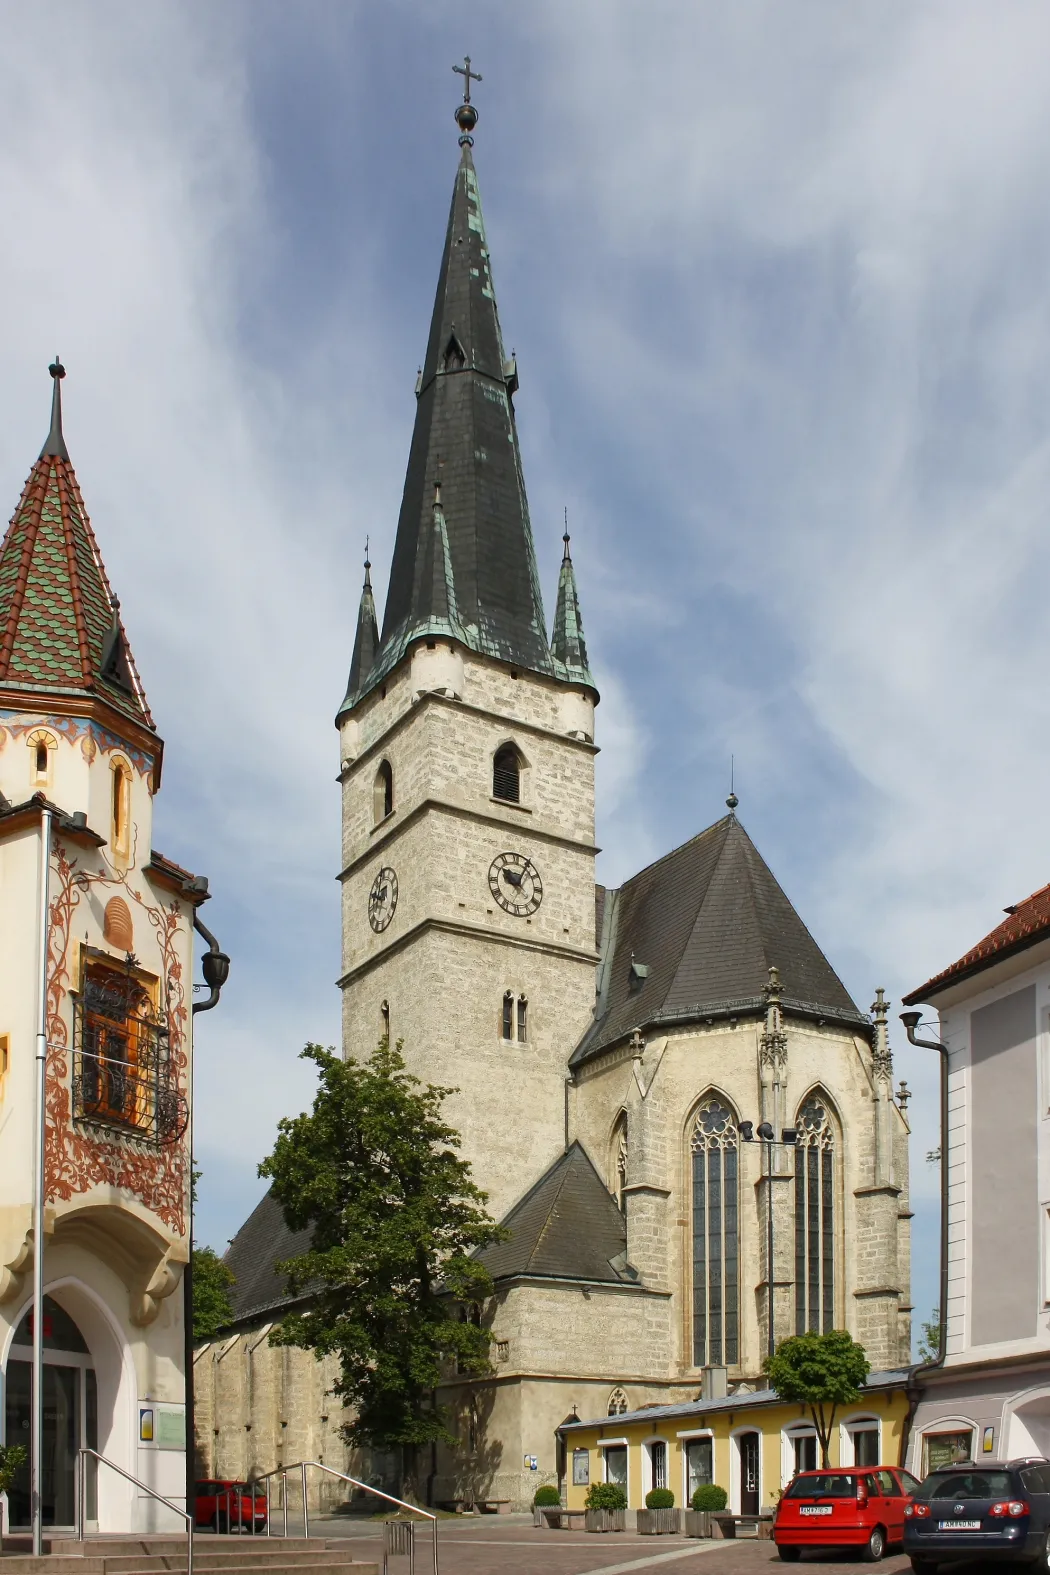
[738,1121,798,1360]
[185,916,230,1530]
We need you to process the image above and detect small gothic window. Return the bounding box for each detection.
[35,742,48,776]
[607,1387,629,1417]
[29,731,54,785]
[502,991,514,1041]
[517,995,528,1043]
[443,334,466,372]
[381,1000,391,1041]
[493,744,521,803]
[794,1093,836,1335]
[373,760,393,823]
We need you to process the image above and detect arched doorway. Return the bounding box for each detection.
[4,1296,98,1528]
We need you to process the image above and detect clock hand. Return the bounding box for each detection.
[502,869,523,887]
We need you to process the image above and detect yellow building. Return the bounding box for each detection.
[559,1371,911,1516]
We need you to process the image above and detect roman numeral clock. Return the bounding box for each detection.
[489,851,543,918]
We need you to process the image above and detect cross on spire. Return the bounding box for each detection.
[454,55,482,103]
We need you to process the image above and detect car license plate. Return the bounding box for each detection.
[938,1520,981,1530]
[800,1507,833,1516]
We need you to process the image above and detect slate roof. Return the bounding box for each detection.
[559,1369,912,1433]
[222,1189,314,1328]
[904,879,1050,1003]
[573,814,865,1067]
[476,1142,631,1286]
[0,368,153,731]
[550,534,594,689]
[339,140,591,716]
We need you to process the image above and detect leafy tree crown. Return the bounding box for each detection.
[192,1246,235,1342]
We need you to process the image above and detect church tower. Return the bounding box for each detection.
[336,90,599,1218]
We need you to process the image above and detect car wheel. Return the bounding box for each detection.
[777,1546,802,1562]
[1030,1530,1050,1569]
[860,1526,885,1562]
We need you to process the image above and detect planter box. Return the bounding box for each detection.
[684,1510,711,1538]
[710,1512,737,1539]
[585,1508,625,1533]
[637,1508,681,1535]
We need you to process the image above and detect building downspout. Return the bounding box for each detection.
[896,1011,949,1469]
[31,805,52,1556]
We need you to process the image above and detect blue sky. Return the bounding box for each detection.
[5,1,1050,1349]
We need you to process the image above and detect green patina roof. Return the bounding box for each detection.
[0,375,153,731]
[551,534,594,689]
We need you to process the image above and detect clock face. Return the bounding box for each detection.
[489,851,543,917]
[368,866,398,933]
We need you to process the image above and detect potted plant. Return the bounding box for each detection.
[637,1487,679,1534]
[684,1482,729,1538]
[533,1483,561,1527]
[0,1444,27,1552]
[584,1481,626,1532]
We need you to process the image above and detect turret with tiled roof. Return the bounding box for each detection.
[339,88,576,715]
[550,522,594,688]
[0,361,154,739]
[343,547,379,707]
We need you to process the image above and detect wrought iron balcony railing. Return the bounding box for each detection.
[71,980,187,1146]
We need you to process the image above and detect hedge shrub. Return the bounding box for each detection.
[533,1485,560,1507]
[691,1483,729,1511]
[645,1488,675,1509]
[585,1482,627,1511]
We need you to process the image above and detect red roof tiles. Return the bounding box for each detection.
[903,880,1050,1003]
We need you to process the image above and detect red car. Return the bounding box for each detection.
[774,1466,922,1561]
[194,1479,267,1532]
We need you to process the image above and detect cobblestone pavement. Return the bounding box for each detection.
[315,1515,916,1575]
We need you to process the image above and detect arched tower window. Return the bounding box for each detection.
[28,729,56,787]
[794,1092,837,1335]
[373,760,393,823]
[517,994,527,1043]
[492,744,521,804]
[690,1096,739,1368]
[110,758,132,856]
[502,991,514,1041]
[607,1387,628,1417]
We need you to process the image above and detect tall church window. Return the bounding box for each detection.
[610,1114,628,1209]
[794,1093,836,1334]
[691,1096,739,1368]
[517,995,527,1043]
[373,760,393,823]
[492,744,521,803]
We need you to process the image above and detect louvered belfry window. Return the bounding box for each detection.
[691,1098,739,1367]
[492,745,520,803]
[794,1094,835,1334]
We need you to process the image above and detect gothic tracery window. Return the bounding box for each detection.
[794,1093,836,1335]
[612,1115,628,1210]
[691,1096,739,1367]
[607,1387,628,1416]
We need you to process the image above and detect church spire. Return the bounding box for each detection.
[551,517,595,688]
[338,73,559,716]
[343,546,379,707]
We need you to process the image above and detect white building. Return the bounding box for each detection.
[903,881,1050,1469]
[0,364,217,1531]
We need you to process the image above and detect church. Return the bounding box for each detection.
[202,87,912,1511]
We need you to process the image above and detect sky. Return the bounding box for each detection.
[4,0,1050,1350]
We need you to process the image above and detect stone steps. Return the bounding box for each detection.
[0,1542,377,1575]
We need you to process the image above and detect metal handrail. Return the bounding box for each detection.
[76,1447,193,1575]
[251,1459,437,1575]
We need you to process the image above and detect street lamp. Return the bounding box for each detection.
[738,1121,798,1359]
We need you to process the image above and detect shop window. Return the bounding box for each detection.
[603,1444,628,1496]
[923,1430,974,1473]
[649,1440,667,1491]
[849,1422,880,1467]
[686,1437,713,1501]
[793,1433,818,1473]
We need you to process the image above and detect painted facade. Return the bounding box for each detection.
[0,367,213,1532]
[903,890,1050,1471]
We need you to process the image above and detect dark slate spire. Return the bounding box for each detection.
[551,518,595,690]
[342,547,379,707]
[338,95,557,717]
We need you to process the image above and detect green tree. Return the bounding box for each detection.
[765,1330,871,1467]
[917,1308,941,1365]
[192,1246,235,1341]
[259,1039,506,1454]
[0,1443,27,1545]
